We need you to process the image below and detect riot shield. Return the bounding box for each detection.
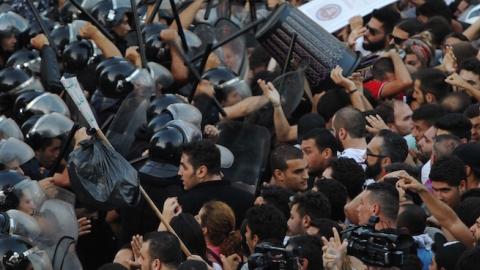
[0,116,24,140]
[25,92,71,118]
[147,62,174,91]
[35,199,82,270]
[217,121,270,192]
[271,67,306,117]
[0,11,29,34]
[0,138,35,169]
[6,209,42,241]
[13,179,47,214]
[8,76,45,95]
[192,22,216,55]
[106,68,154,156]
[214,18,248,77]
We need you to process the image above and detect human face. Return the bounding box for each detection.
[469,216,480,241]
[469,116,480,142]
[245,225,256,254]
[357,191,374,225]
[17,193,36,216]
[431,181,462,208]
[459,69,480,93]
[412,80,425,105]
[223,90,242,107]
[404,53,422,70]
[36,138,62,168]
[287,203,305,236]
[138,241,156,270]
[417,126,435,158]
[178,153,199,190]
[301,139,328,176]
[390,26,409,47]
[282,159,309,192]
[363,18,387,52]
[365,136,386,180]
[393,102,413,136]
[112,15,131,38]
[411,120,430,143]
[1,34,17,52]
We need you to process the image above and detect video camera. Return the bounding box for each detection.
[247,242,302,270]
[342,216,412,268]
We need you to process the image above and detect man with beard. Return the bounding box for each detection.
[365,129,409,182]
[300,128,338,186]
[418,126,436,184]
[347,6,401,55]
[331,107,368,167]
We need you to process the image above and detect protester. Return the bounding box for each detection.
[1,1,480,270]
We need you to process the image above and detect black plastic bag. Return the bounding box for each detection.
[68,136,140,210]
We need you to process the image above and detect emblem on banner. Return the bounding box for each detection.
[316,4,342,21]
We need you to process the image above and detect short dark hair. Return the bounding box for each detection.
[245,204,287,244]
[270,144,303,172]
[372,58,394,81]
[316,89,351,122]
[287,235,324,270]
[396,18,423,36]
[377,129,408,163]
[365,182,399,222]
[170,214,207,261]
[297,113,325,141]
[433,134,461,160]
[397,204,427,236]
[309,218,342,239]
[372,100,395,125]
[434,113,472,141]
[259,186,294,220]
[441,92,472,114]
[464,103,480,118]
[412,104,446,125]
[455,197,480,228]
[291,190,331,220]
[143,231,183,268]
[182,140,221,175]
[301,128,338,154]
[443,32,469,44]
[371,6,401,34]
[459,57,480,77]
[452,42,478,68]
[329,157,366,199]
[314,178,348,221]
[413,68,451,102]
[429,156,467,186]
[423,16,453,46]
[455,245,480,270]
[98,263,128,270]
[333,107,366,138]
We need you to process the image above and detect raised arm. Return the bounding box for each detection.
[378,50,412,98]
[79,22,122,58]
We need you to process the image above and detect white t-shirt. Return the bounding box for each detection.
[339,148,366,170]
[421,160,432,184]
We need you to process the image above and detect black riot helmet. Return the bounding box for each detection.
[14,92,70,124]
[92,0,132,29]
[0,235,33,270]
[146,103,202,139]
[59,1,82,23]
[50,25,70,54]
[6,49,41,76]
[147,120,202,165]
[142,22,168,40]
[145,32,170,64]
[201,67,238,102]
[13,89,43,123]
[146,94,185,122]
[0,67,30,94]
[0,171,25,187]
[26,17,54,41]
[98,60,137,98]
[95,57,130,82]
[62,39,95,74]
[25,113,74,151]
[20,115,41,137]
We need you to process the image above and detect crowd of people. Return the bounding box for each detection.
[1,0,480,269]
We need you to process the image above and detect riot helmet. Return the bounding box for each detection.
[201,66,251,105]
[98,60,137,98]
[146,103,202,139]
[0,235,32,270]
[6,49,41,76]
[146,94,185,122]
[0,68,44,95]
[20,92,71,121]
[0,11,29,36]
[92,0,132,29]
[50,25,70,54]
[62,39,96,74]
[20,115,41,137]
[147,62,174,91]
[0,116,24,141]
[25,112,74,151]
[59,1,82,23]
[0,138,34,171]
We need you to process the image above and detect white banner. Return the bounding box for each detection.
[61,76,100,130]
[298,0,397,33]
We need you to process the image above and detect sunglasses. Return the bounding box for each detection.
[366,150,387,158]
[391,35,407,45]
[366,25,382,36]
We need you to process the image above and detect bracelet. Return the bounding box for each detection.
[347,89,358,95]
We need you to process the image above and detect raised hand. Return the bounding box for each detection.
[330,65,356,91]
[257,79,281,107]
[365,114,389,135]
[321,227,348,270]
[79,22,100,40]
